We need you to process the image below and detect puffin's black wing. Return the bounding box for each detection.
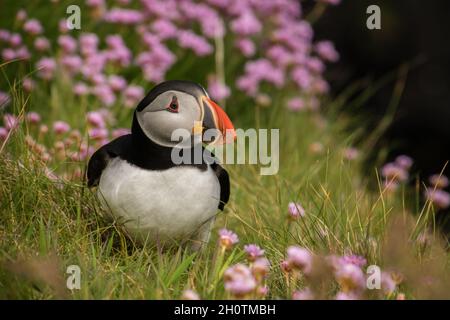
[87,134,131,187]
[211,163,230,211]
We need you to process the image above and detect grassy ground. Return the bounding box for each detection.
[1,80,449,300]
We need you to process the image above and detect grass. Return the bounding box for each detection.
[1,76,449,300]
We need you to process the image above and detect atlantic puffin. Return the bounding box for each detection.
[87,80,235,249]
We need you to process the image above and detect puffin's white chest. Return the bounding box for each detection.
[98,157,220,242]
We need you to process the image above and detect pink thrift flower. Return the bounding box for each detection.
[251,257,270,279]
[286,246,313,274]
[224,264,257,297]
[340,255,367,268]
[0,127,8,140]
[23,78,35,92]
[343,147,359,161]
[58,35,77,53]
[89,128,109,140]
[231,10,262,36]
[0,92,11,108]
[9,33,22,47]
[287,97,305,112]
[93,84,116,106]
[292,288,314,300]
[34,37,50,52]
[381,272,396,295]
[16,9,27,22]
[244,244,265,262]
[3,114,18,130]
[425,189,450,209]
[288,202,305,219]
[178,31,213,56]
[73,82,90,96]
[36,57,56,80]
[26,112,41,124]
[207,77,230,101]
[103,8,144,25]
[124,85,144,108]
[87,111,105,128]
[334,263,366,293]
[429,174,449,189]
[218,228,239,249]
[53,121,70,134]
[2,48,16,61]
[23,19,43,35]
[181,289,200,300]
[395,155,413,170]
[381,162,408,182]
[112,128,131,138]
[109,75,127,92]
[335,291,359,300]
[315,40,339,62]
[151,19,178,40]
[235,38,255,57]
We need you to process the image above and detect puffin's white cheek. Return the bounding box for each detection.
[141,112,194,146]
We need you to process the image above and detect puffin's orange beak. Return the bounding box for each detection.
[201,96,236,144]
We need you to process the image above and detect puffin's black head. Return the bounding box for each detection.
[133,80,235,147]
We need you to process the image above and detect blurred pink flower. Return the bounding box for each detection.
[315,40,339,62]
[224,264,257,297]
[395,155,413,170]
[53,121,70,134]
[58,35,77,53]
[288,202,305,219]
[151,19,178,40]
[292,288,314,300]
[381,162,408,182]
[9,33,22,47]
[286,246,312,274]
[381,272,396,295]
[93,84,116,106]
[124,85,144,108]
[178,31,213,56]
[26,112,41,124]
[87,111,105,128]
[231,10,262,36]
[334,263,366,293]
[60,55,83,74]
[23,19,43,35]
[286,97,305,112]
[73,82,90,96]
[108,75,127,92]
[0,92,11,108]
[207,77,230,101]
[2,48,16,61]
[112,128,131,138]
[3,114,18,130]
[36,57,56,80]
[16,9,27,22]
[291,66,312,90]
[340,254,367,268]
[181,289,200,300]
[34,37,50,52]
[429,174,449,189]
[23,78,35,92]
[234,38,255,57]
[251,257,270,278]
[89,128,109,140]
[218,228,239,249]
[79,33,99,56]
[244,244,265,262]
[104,8,144,24]
[0,127,8,140]
[335,291,359,300]
[343,147,359,161]
[425,189,450,209]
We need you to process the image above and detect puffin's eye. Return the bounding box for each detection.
[167,96,179,113]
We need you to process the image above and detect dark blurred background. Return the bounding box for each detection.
[312,0,450,233]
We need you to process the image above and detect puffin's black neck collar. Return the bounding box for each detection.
[127,113,209,171]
